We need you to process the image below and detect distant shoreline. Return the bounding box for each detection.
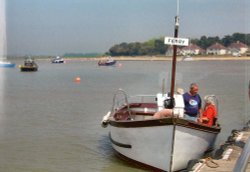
[59,56,250,61]
[12,55,250,62]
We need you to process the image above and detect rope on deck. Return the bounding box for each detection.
[193,157,219,172]
[204,157,219,168]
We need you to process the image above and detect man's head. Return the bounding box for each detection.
[189,83,199,96]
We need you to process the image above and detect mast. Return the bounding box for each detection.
[169,3,179,171]
[170,0,179,100]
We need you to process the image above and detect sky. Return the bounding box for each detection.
[4,0,250,56]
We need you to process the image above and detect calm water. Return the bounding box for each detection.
[0,59,249,172]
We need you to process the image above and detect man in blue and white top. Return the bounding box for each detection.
[183,83,202,122]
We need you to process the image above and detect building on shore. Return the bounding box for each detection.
[206,42,227,55]
[166,41,249,57]
[180,43,205,55]
[227,41,249,56]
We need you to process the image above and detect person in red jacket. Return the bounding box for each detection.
[198,96,217,126]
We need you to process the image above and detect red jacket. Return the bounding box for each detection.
[202,104,217,126]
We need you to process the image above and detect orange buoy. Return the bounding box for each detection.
[74,77,81,83]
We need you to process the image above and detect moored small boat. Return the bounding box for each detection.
[51,56,64,63]
[102,90,221,171]
[20,58,38,72]
[98,57,116,66]
[0,61,15,68]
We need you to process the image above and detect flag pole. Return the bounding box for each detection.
[169,0,179,106]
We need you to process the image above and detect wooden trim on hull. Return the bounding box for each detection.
[109,132,132,148]
[109,117,221,134]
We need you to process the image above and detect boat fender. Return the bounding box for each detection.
[101,111,111,128]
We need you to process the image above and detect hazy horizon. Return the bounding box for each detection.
[3,0,250,56]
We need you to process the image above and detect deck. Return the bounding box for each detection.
[190,127,250,172]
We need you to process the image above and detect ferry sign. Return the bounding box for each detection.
[164,37,189,46]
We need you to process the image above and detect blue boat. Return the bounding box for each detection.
[0,61,16,68]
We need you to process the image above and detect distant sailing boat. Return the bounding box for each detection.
[0,0,15,68]
[101,0,221,171]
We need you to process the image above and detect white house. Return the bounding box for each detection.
[227,41,248,55]
[180,43,205,55]
[206,43,227,55]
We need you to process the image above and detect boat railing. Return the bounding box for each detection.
[111,89,156,116]
[111,89,131,116]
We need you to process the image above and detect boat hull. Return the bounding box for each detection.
[0,62,15,68]
[20,66,38,72]
[108,117,220,171]
[51,60,64,63]
[98,60,116,66]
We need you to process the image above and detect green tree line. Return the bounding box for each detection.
[108,33,250,56]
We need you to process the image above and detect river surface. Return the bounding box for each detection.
[0,59,249,172]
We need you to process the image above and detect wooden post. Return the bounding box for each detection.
[170,15,179,100]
